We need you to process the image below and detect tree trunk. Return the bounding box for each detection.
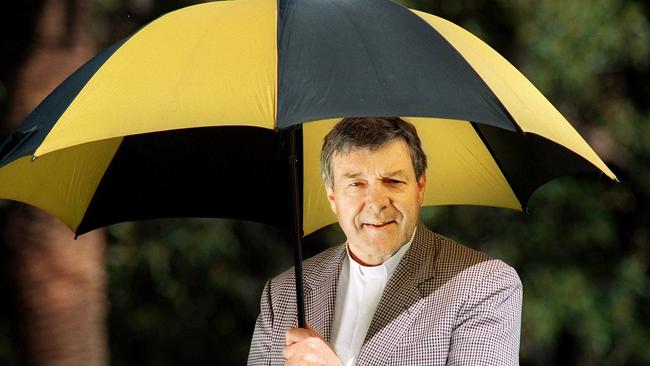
[3,0,108,365]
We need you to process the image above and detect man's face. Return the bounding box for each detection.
[325,138,426,265]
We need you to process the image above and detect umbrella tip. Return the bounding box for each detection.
[614,177,621,184]
[31,155,37,162]
[523,206,530,216]
[74,234,79,240]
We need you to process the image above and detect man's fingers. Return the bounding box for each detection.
[283,338,329,365]
[285,327,318,345]
[283,337,322,360]
[283,341,298,360]
[283,328,342,366]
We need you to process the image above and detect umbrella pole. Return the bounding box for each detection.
[289,126,307,328]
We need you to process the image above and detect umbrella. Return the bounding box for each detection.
[0,0,616,327]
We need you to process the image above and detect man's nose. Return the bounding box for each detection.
[364,183,390,211]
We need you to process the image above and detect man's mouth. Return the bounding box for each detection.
[363,221,396,228]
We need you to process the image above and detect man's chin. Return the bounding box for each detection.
[358,225,404,245]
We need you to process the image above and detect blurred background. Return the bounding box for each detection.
[0,0,648,365]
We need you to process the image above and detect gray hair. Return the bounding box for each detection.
[320,117,427,188]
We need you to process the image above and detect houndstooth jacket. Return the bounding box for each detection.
[248,223,522,365]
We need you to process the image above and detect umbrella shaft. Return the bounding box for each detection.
[289,127,306,328]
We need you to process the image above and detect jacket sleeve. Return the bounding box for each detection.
[447,263,523,365]
[248,280,273,366]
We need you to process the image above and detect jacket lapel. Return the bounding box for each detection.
[356,223,438,365]
[303,244,346,342]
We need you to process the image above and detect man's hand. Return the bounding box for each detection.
[284,327,343,366]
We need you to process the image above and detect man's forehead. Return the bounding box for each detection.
[331,140,414,176]
[333,138,406,157]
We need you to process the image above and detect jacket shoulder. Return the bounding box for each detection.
[418,228,520,294]
[432,231,495,269]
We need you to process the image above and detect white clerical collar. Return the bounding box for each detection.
[346,227,416,279]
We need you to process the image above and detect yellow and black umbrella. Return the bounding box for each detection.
[0,0,616,326]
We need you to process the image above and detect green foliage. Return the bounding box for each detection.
[512,0,649,103]
[106,219,295,365]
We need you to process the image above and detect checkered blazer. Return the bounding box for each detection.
[248,223,522,365]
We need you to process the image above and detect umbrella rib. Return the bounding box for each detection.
[470,122,526,213]
[494,98,526,136]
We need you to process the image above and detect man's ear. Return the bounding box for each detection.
[417,175,427,205]
[325,184,337,215]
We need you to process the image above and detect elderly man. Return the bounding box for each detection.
[249,117,522,365]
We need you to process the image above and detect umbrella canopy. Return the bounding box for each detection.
[0,0,616,238]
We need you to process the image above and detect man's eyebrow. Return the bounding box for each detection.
[342,172,363,179]
[340,170,408,180]
[383,170,407,178]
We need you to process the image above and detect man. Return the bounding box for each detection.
[249,117,522,365]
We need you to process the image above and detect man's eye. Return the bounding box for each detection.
[349,182,364,187]
[386,179,404,184]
